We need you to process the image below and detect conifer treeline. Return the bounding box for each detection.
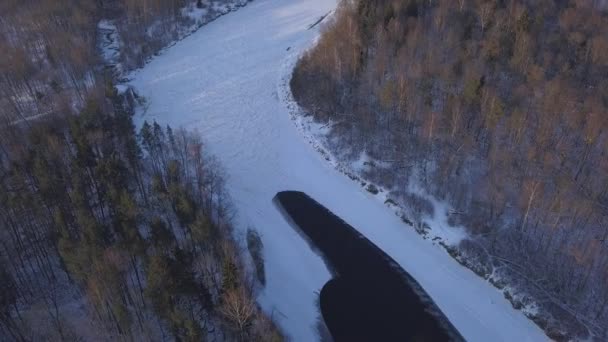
[292,0,608,339]
[0,86,282,341]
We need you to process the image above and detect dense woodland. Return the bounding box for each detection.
[0,0,247,123]
[0,91,281,340]
[0,0,99,123]
[292,0,608,339]
[1,0,282,341]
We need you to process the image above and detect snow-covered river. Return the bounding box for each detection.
[128,0,548,340]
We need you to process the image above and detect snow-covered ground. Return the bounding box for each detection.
[128,0,549,340]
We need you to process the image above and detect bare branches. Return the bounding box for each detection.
[219,287,256,335]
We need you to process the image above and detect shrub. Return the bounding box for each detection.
[365,184,379,194]
[246,228,266,286]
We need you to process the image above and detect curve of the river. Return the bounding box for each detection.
[128,1,548,341]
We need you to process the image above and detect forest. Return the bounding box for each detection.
[1,89,281,341]
[0,0,247,124]
[291,0,608,339]
[1,0,282,341]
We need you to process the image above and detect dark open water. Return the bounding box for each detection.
[274,191,465,342]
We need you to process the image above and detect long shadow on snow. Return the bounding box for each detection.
[273,191,464,342]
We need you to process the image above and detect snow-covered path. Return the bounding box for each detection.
[128,0,548,340]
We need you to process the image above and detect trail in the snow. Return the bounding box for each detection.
[128,0,549,341]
